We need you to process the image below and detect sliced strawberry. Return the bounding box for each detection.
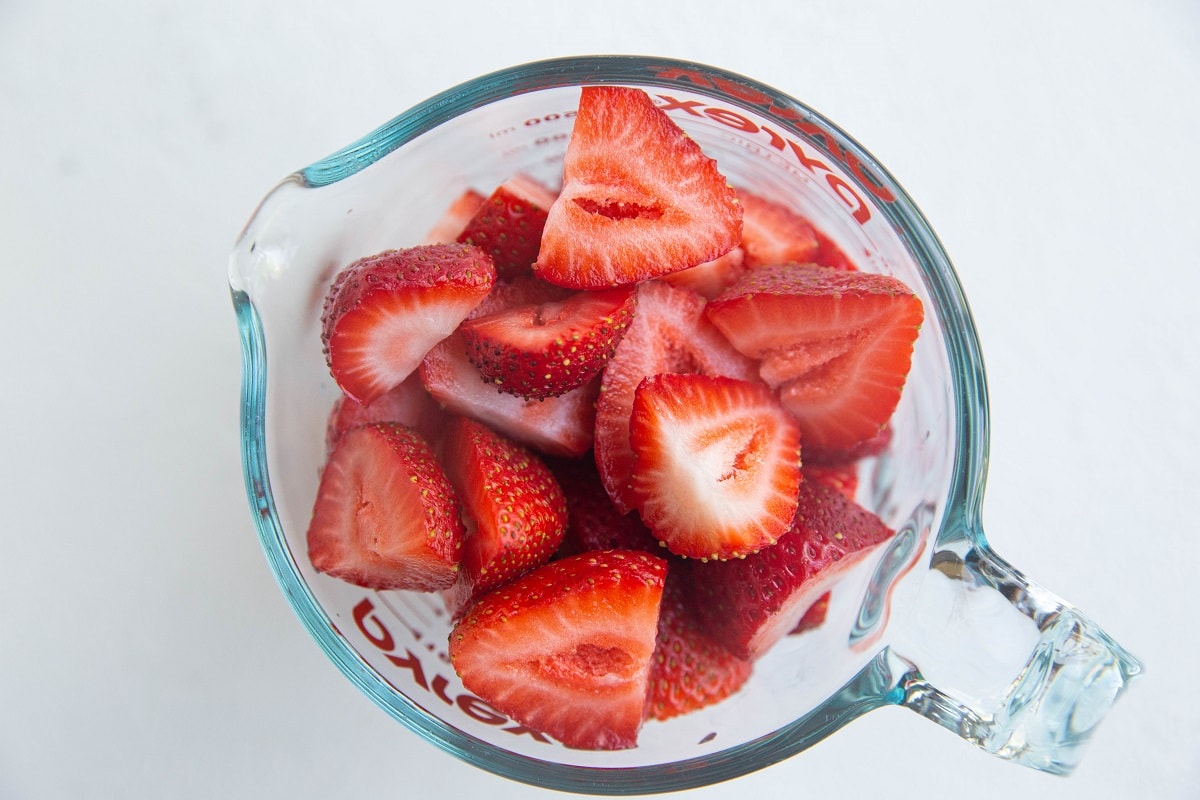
[419,333,596,457]
[546,456,661,558]
[657,246,747,300]
[802,424,892,466]
[320,244,496,406]
[448,550,667,750]
[594,281,757,512]
[706,262,923,457]
[439,417,567,617]
[789,591,831,635]
[803,462,859,501]
[324,374,443,456]
[534,86,742,288]
[812,226,858,271]
[647,575,752,721]
[307,422,463,591]
[420,188,486,245]
[456,174,557,279]
[460,286,636,399]
[688,479,893,660]
[735,188,819,269]
[628,374,801,561]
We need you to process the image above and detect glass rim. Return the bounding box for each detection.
[232,54,990,793]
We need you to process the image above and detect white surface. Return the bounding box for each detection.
[1,1,1196,798]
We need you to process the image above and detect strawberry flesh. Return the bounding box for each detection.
[534,87,742,288]
[688,479,893,660]
[628,374,801,561]
[656,246,747,300]
[420,188,486,245]
[306,422,463,591]
[735,188,819,269]
[320,244,496,406]
[324,374,443,456]
[440,416,568,618]
[457,174,558,278]
[448,551,667,750]
[789,591,831,635]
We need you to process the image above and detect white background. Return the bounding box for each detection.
[2,1,1197,798]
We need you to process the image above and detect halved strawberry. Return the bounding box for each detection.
[646,576,753,722]
[789,591,831,635]
[457,174,558,279]
[735,188,819,269]
[688,479,893,660]
[546,456,661,558]
[320,244,496,406]
[324,374,443,456]
[534,86,742,288]
[594,281,757,512]
[440,416,568,618]
[705,262,923,457]
[420,188,486,245]
[419,333,597,457]
[460,286,636,399]
[657,246,747,300]
[628,373,801,561]
[307,422,463,591]
[448,550,667,750]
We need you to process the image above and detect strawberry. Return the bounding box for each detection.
[440,416,568,618]
[803,463,859,501]
[306,422,463,591]
[646,576,753,721]
[801,424,893,467]
[456,174,558,278]
[459,286,636,399]
[419,333,597,458]
[320,244,496,406]
[594,281,757,512]
[628,373,802,561]
[420,188,486,245]
[735,188,819,269]
[789,591,831,635]
[688,479,893,660]
[324,374,443,456]
[812,227,858,271]
[546,456,661,558]
[534,86,742,288]
[656,246,747,300]
[448,550,667,750]
[705,262,923,456]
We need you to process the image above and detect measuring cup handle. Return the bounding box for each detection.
[888,542,1141,774]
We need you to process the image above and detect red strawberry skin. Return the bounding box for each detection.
[457,174,557,279]
[803,463,859,501]
[546,456,662,558]
[324,374,443,456]
[646,576,753,721]
[534,86,742,288]
[307,422,463,591]
[594,281,757,512]
[440,417,568,618]
[735,189,819,269]
[420,188,486,245]
[320,244,496,406]
[628,373,801,561]
[706,262,923,456]
[460,286,636,399]
[448,550,667,750]
[688,479,893,660]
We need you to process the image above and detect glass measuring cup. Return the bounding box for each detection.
[229,55,1141,794]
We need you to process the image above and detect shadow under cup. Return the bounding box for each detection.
[230,56,1141,794]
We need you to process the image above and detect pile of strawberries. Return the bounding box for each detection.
[307,86,923,749]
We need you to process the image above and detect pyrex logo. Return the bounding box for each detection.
[352,597,552,744]
[651,67,897,225]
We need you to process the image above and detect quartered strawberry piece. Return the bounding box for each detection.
[534,86,742,288]
[439,417,568,618]
[324,374,443,456]
[448,550,667,750]
[646,575,752,722]
[735,188,819,269]
[419,333,597,458]
[594,281,757,512]
[706,262,923,457]
[320,244,496,406]
[628,373,802,561]
[420,188,487,245]
[546,456,661,558]
[656,246,747,300]
[460,286,636,399]
[307,422,463,591]
[457,174,558,279]
[688,479,893,660]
